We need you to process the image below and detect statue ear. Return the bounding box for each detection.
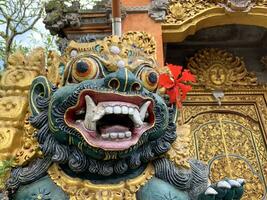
[29,76,53,117]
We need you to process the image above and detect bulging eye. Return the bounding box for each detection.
[72,58,99,82]
[140,68,159,91]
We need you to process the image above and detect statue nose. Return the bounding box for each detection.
[104,68,143,92]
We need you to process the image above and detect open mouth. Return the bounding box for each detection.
[65,90,155,151]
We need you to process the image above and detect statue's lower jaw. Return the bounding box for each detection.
[76,123,152,151]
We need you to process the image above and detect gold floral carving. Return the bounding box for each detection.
[181,90,267,199]
[166,124,192,169]
[0,49,46,166]
[48,163,154,200]
[13,113,41,166]
[187,49,257,90]
[47,51,65,86]
[162,0,267,42]
[122,32,156,56]
[165,0,266,24]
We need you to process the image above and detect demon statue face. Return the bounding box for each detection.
[5,32,245,200]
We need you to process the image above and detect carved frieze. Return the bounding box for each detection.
[187,48,257,90]
[164,0,266,24]
[182,91,267,199]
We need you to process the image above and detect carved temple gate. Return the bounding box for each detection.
[179,49,267,199]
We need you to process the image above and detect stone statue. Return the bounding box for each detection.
[1,32,244,200]
[148,0,170,21]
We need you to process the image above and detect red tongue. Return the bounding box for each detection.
[100,125,129,134]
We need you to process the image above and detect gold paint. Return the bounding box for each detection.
[48,163,154,200]
[163,2,267,42]
[166,124,192,169]
[181,88,267,199]
[175,47,267,199]
[47,51,65,86]
[0,49,46,169]
[219,117,232,178]
[187,48,257,90]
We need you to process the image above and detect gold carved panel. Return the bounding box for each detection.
[0,49,46,164]
[182,91,267,199]
[187,49,257,90]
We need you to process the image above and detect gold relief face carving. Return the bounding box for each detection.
[209,64,227,86]
[187,49,257,90]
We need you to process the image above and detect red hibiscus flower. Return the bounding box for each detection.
[159,64,196,108]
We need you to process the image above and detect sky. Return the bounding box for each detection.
[15,19,48,47]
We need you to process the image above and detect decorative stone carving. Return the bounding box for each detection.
[164,0,260,24]
[43,1,81,36]
[148,0,170,22]
[220,0,254,12]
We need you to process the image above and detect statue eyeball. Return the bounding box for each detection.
[70,49,78,57]
[72,58,99,82]
[140,68,159,91]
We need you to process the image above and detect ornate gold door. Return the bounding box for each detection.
[180,49,267,199]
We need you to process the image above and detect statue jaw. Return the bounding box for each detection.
[64,89,156,151]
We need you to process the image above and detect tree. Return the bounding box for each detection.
[0,0,44,66]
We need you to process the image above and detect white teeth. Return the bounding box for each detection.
[101,133,109,139]
[130,108,143,126]
[114,106,122,114]
[84,95,97,131]
[100,131,132,140]
[140,101,151,121]
[82,98,152,131]
[92,106,105,122]
[110,132,118,139]
[105,106,113,114]
[122,106,128,114]
[76,120,82,123]
[125,131,131,137]
[118,132,125,138]
[128,107,134,115]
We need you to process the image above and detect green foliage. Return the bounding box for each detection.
[0,159,13,176]
[29,31,59,54]
[0,159,14,189]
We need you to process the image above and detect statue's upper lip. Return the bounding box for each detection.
[64,89,155,151]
